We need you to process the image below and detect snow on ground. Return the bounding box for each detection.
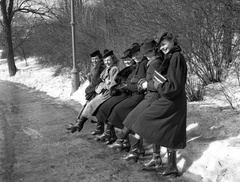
[1,57,240,182]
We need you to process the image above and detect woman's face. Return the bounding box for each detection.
[123,57,133,67]
[159,39,174,54]
[132,51,143,63]
[103,56,113,67]
[144,49,155,60]
[91,56,100,66]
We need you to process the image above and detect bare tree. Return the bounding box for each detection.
[0,0,52,76]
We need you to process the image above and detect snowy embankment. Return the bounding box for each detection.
[1,57,240,182]
[0,58,88,106]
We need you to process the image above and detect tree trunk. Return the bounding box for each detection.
[0,0,17,76]
[6,23,17,76]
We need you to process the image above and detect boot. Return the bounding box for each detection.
[105,124,117,145]
[91,122,104,135]
[122,138,130,152]
[108,127,131,150]
[138,138,145,157]
[143,144,161,168]
[66,116,88,133]
[122,134,141,162]
[158,149,178,177]
[108,138,124,150]
[96,124,117,144]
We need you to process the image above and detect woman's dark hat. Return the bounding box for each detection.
[121,48,132,59]
[90,50,101,57]
[131,44,140,57]
[140,38,157,55]
[132,42,140,47]
[103,49,113,59]
[157,32,169,47]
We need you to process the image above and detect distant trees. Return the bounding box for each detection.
[1,0,240,100]
[0,0,53,76]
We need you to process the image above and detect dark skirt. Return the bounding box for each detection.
[132,92,187,149]
[93,93,130,123]
[108,93,144,129]
[122,92,159,130]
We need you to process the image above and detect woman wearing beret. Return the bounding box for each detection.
[93,44,148,145]
[66,50,120,133]
[108,38,163,163]
[132,32,187,177]
[85,50,105,102]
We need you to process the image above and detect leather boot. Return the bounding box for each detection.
[122,138,130,152]
[158,149,178,177]
[122,134,140,162]
[119,126,132,139]
[143,144,161,168]
[108,127,131,150]
[138,138,145,157]
[66,116,88,133]
[108,138,124,150]
[91,122,104,135]
[96,124,116,144]
[105,124,117,145]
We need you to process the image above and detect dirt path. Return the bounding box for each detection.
[0,81,192,182]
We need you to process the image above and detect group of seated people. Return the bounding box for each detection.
[66,31,188,177]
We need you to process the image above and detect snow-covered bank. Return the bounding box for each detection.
[1,58,240,182]
[0,58,88,106]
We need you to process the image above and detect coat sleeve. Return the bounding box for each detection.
[95,68,107,94]
[156,52,187,99]
[147,59,161,91]
[126,60,148,92]
[105,66,119,90]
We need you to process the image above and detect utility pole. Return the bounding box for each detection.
[70,0,80,94]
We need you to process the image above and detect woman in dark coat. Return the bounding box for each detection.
[84,50,105,101]
[108,38,163,163]
[132,32,188,177]
[93,44,148,144]
[108,48,148,130]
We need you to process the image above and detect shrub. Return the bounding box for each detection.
[186,76,205,101]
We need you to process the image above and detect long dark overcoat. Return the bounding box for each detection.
[94,58,148,126]
[132,46,187,149]
[121,56,163,130]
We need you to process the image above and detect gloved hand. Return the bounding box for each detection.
[137,78,147,92]
[85,91,97,101]
[100,88,108,94]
